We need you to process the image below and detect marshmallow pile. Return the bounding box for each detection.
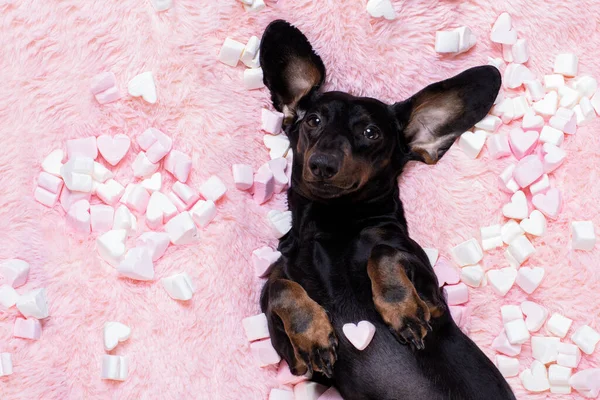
[0,259,50,376]
[429,12,600,397]
[219,35,264,90]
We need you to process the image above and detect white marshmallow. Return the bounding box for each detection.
[232,164,254,190]
[190,200,217,228]
[554,53,578,77]
[0,353,13,377]
[242,313,270,342]
[454,26,477,54]
[161,272,195,301]
[480,224,503,251]
[524,80,545,102]
[41,149,64,176]
[521,301,548,332]
[533,91,558,117]
[544,74,565,91]
[571,325,600,355]
[495,97,515,123]
[504,64,535,89]
[422,248,439,266]
[142,172,162,192]
[244,67,265,90]
[269,389,294,400]
[165,212,198,245]
[13,317,42,340]
[490,12,517,45]
[547,313,573,338]
[492,330,522,356]
[574,96,596,126]
[505,249,520,269]
[132,152,159,178]
[550,385,571,394]
[96,179,125,206]
[505,318,530,344]
[591,91,600,115]
[502,190,528,220]
[511,39,529,63]
[244,0,265,12]
[516,266,545,294]
[136,232,170,262]
[60,157,94,192]
[0,259,30,288]
[570,369,600,398]
[475,115,502,132]
[549,364,572,386]
[150,0,172,11]
[172,182,199,208]
[495,355,520,378]
[571,221,595,251]
[199,176,227,202]
[146,191,178,229]
[457,130,486,159]
[16,288,49,319]
[264,134,290,159]
[488,57,505,70]
[487,267,517,297]
[92,162,113,183]
[126,185,150,214]
[117,247,154,281]
[501,220,524,244]
[0,284,19,308]
[498,164,519,193]
[502,44,513,63]
[127,71,157,104]
[101,355,128,381]
[559,85,580,108]
[506,235,535,265]
[529,175,551,197]
[113,205,137,235]
[549,107,577,134]
[520,210,547,237]
[460,265,484,288]
[557,342,582,368]
[218,37,245,67]
[572,75,598,99]
[512,95,529,120]
[241,36,260,68]
[434,31,460,53]
[531,336,560,364]
[501,305,523,324]
[267,210,292,239]
[103,321,131,351]
[450,238,483,267]
[520,361,550,392]
[97,229,127,267]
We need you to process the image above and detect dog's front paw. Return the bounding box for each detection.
[287,306,338,378]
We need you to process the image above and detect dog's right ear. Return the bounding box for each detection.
[260,20,326,121]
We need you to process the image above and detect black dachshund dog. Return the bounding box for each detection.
[259,20,515,400]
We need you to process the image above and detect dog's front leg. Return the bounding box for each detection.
[261,265,338,378]
[367,244,441,350]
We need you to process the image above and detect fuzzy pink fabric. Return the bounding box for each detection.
[0,0,599,399]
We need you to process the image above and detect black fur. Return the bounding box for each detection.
[259,20,513,400]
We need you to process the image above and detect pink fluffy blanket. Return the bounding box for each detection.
[0,0,599,399]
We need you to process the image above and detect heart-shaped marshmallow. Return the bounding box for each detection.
[142,172,162,193]
[252,246,282,278]
[366,0,396,20]
[150,0,172,11]
[263,134,290,160]
[161,272,195,301]
[492,330,522,356]
[549,107,577,135]
[509,128,538,160]
[504,64,535,89]
[434,259,460,287]
[541,143,566,173]
[516,267,545,294]
[521,301,548,332]
[502,190,528,220]
[520,210,547,236]
[520,361,550,392]
[41,149,64,176]
[104,321,131,351]
[532,188,562,219]
[342,321,376,351]
[146,192,178,230]
[164,150,192,183]
[117,247,155,281]
[97,229,127,267]
[460,265,485,288]
[522,111,544,130]
[138,128,172,163]
[458,130,487,159]
[533,91,558,117]
[128,71,157,104]
[490,12,517,45]
[487,267,517,296]
[67,200,91,233]
[498,164,519,193]
[136,232,170,261]
[529,174,550,196]
[97,134,131,166]
[513,155,544,188]
[570,369,600,398]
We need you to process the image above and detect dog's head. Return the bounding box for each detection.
[260,20,501,202]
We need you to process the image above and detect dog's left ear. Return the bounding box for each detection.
[393,66,501,164]
[259,20,326,121]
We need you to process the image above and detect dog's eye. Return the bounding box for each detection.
[305,114,321,128]
[363,126,381,140]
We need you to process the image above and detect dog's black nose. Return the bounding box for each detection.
[309,154,339,179]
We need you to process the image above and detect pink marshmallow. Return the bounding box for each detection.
[532,188,562,219]
[253,164,275,204]
[276,361,308,385]
[269,389,294,400]
[449,305,466,327]
[232,164,254,191]
[126,185,150,214]
[143,128,172,163]
[513,155,544,188]
[294,382,329,400]
[509,128,539,160]
[90,205,115,233]
[492,330,522,356]
[541,143,566,173]
[487,133,511,159]
[172,182,199,207]
[137,129,157,150]
[90,72,117,95]
[67,200,91,233]
[13,318,42,340]
[60,188,91,212]
[318,387,344,400]
[95,87,120,105]
[268,158,288,193]
[164,150,192,183]
[261,108,284,135]
[252,246,282,277]
[66,137,98,160]
[443,282,469,305]
[34,186,61,207]
[167,191,188,212]
[38,172,64,194]
[250,338,281,367]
